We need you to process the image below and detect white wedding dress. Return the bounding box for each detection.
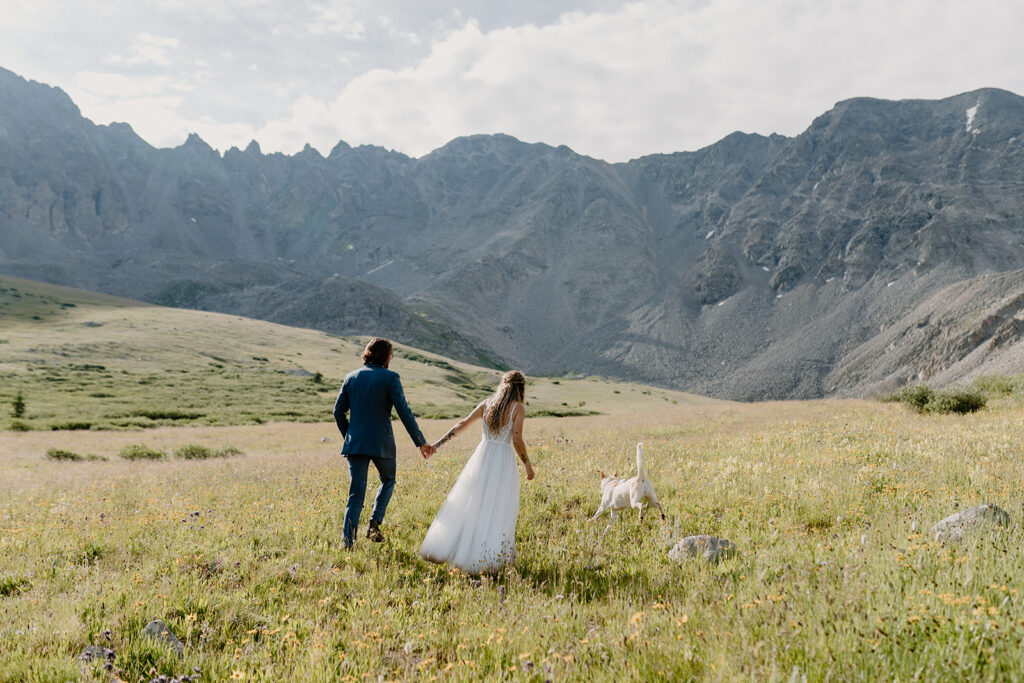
[419,406,522,574]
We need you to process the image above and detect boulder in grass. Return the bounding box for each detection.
[668,535,737,563]
[141,619,184,656]
[932,504,1011,542]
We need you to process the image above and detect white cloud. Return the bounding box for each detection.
[10,0,1023,161]
[71,71,200,148]
[307,1,366,39]
[75,71,194,97]
[124,33,181,66]
[377,15,422,46]
[235,0,1024,161]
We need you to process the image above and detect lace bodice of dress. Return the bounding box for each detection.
[482,403,518,443]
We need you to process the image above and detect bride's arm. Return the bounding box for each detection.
[430,401,485,451]
[511,403,534,480]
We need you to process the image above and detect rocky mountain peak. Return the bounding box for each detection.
[0,66,80,123]
[181,132,215,151]
[328,140,352,158]
[423,133,550,163]
[296,142,322,159]
[3,66,1024,400]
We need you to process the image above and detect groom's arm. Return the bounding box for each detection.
[387,373,426,447]
[333,379,350,436]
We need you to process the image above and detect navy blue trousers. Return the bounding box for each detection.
[343,455,396,545]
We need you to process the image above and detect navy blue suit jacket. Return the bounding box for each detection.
[333,363,426,458]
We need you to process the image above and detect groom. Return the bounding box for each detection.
[334,337,435,548]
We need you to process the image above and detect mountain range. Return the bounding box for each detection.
[3,65,1024,400]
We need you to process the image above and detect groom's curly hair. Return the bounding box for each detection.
[361,337,393,366]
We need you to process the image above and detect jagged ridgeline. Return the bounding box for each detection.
[2,64,1024,399]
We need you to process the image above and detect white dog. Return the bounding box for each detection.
[591,442,665,534]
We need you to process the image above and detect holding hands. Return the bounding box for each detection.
[429,427,458,454]
[424,398,535,480]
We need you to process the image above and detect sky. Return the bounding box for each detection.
[2,0,1023,162]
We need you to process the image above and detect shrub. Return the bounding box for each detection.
[10,391,25,418]
[417,408,468,420]
[50,421,92,431]
[891,383,987,414]
[972,373,1019,396]
[174,444,213,459]
[527,408,601,418]
[129,409,204,421]
[9,420,31,432]
[928,389,987,415]
[897,384,934,413]
[119,444,166,460]
[0,576,30,598]
[77,542,105,565]
[45,448,82,461]
[175,444,244,459]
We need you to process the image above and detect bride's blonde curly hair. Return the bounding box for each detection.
[484,370,526,432]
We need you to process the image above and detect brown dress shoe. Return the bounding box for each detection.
[367,520,385,543]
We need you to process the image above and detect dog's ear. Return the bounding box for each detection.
[612,470,618,478]
[599,469,606,479]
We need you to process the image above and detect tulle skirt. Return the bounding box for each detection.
[419,438,521,574]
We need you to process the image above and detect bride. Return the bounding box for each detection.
[419,370,535,574]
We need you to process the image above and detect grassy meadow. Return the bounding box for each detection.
[0,275,704,431]
[5,276,1024,680]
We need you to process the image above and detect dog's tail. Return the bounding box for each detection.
[636,442,645,479]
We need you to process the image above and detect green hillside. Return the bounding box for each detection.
[0,275,718,431]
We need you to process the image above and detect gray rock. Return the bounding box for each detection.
[284,368,314,377]
[141,619,184,656]
[932,504,1011,542]
[319,436,336,443]
[668,535,737,563]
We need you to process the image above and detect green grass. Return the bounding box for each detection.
[9,275,1024,679]
[0,276,714,432]
[4,399,1024,680]
[973,374,1024,396]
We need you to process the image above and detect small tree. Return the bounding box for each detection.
[11,391,25,419]
[312,371,324,384]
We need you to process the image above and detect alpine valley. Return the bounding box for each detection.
[3,66,1024,400]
